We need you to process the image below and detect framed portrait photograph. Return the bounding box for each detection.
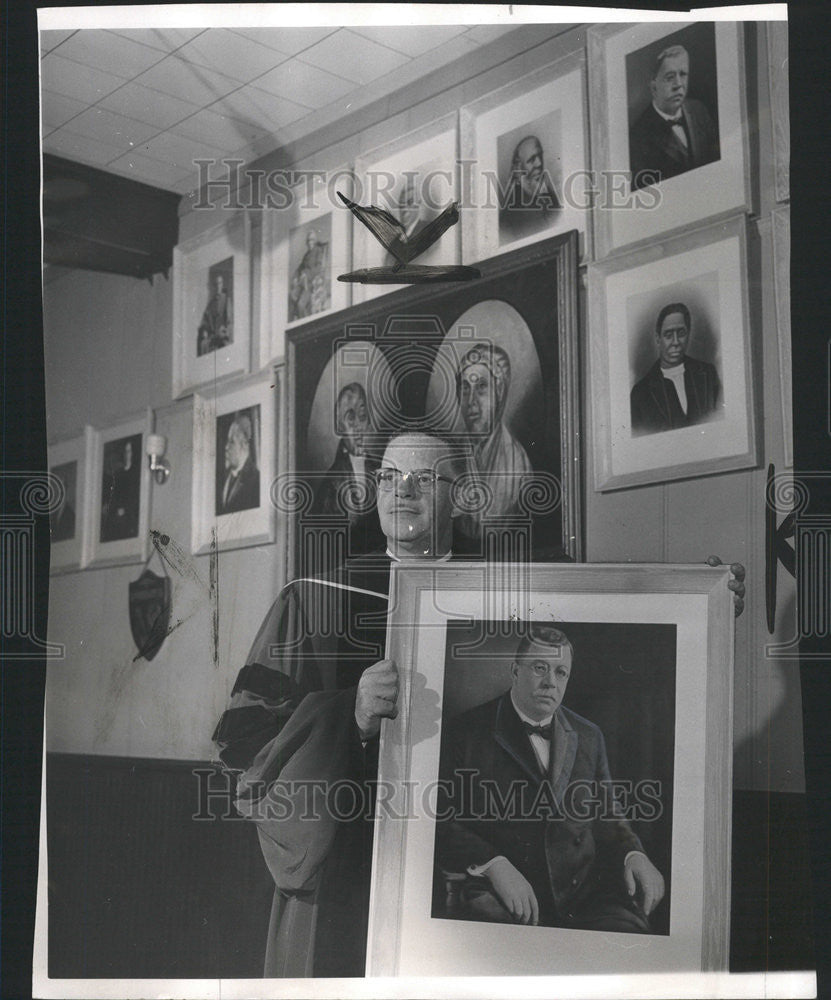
[47,426,94,573]
[588,215,756,491]
[767,21,789,204]
[86,414,151,568]
[352,116,460,303]
[368,561,734,978]
[286,232,581,580]
[172,211,251,398]
[191,368,279,555]
[771,206,792,467]
[589,21,751,257]
[260,168,353,366]
[460,51,590,263]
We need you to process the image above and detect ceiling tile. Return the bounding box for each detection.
[99,82,200,130]
[51,29,167,79]
[139,131,228,172]
[43,130,124,167]
[58,107,159,151]
[176,29,288,83]
[41,90,87,131]
[106,28,205,52]
[41,54,125,104]
[464,24,517,45]
[40,29,76,54]
[349,25,469,58]
[109,150,192,190]
[298,29,411,86]
[135,56,240,106]
[254,59,355,110]
[220,86,311,130]
[173,108,270,150]
[228,27,337,56]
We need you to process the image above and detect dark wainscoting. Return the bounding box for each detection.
[47,754,815,978]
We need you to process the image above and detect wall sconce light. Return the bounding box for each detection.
[146,433,170,485]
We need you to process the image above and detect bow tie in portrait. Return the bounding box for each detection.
[522,721,553,740]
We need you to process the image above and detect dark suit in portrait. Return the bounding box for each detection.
[629,99,720,190]
[311,441,385,553]
[630,356,721,436]
[218,455,260,514]
[435,691,651,932]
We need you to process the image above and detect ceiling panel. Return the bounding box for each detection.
[107,28,205,52]
[98,82,201,130]
[41,54,125,104]
[40,29,77,54]
[108,150,193,189]
[134,56,241,106]
[253,60,356,109]
[45,130,126,167]
[298,29,412,85]
[139,131,229,172]
[172,108,272,151]
[176,29,291,83]
[41,90,88,131]
[349,24,469,57]
[219,85,312,131]
[51,29,167,79]
[227,27,338,56]
[56,107,159,152]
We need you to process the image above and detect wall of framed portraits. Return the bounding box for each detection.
[41,20,797,797]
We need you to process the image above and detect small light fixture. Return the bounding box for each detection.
[146,433,170,485]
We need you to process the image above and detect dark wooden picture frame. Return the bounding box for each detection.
[285,232,581,580]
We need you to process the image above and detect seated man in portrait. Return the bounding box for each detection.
[434,624,665,932]
[629,44,720,191]
[630,302,722,436]
[217,413,260,514]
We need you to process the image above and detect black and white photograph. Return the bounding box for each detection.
[191,370,278,555]
[460,52,589,262]
[16,7,820,1000]
[368,563,733,977]
[589,215,756,491]
[626,22,721,192]
[589,20,750,256]
[433,619,675,937]
[172,211,251,397]
[215,405,261,516]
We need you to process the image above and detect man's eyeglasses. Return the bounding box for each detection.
[373,468,453,492]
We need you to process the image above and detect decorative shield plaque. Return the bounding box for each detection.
[128,568,171,661]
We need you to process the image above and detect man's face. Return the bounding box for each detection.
[650,51,689,116]
[224,425,246,472]
[656,311,690,368]
[336,388,371,457]
[511,644,572,721]
[376,435,455,557]
[515,138,544,193]
[459,363,498,436]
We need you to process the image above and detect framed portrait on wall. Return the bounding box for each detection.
[285,232,581,581]
[588,215,756,491]
[86,414,151,568]
[260,168,353,366]
[172,211,252,398]
[589,21,751,257]
[47,426,94,573]
[460,50,591,263]
[191,368,280,555]
[352,116,460,304]
[771,206,792,467]
[367,561,734,977]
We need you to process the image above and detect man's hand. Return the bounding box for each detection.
[706,556,746,617]
[355,659,398,740]
[484,857,539,925]
[623,853,665,916]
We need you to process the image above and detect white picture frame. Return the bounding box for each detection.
[47,426,94,573]
[460,50,591,263]
[589,21,751,257]
[191,368,279,555]
[172,211,252,398]
[368,561,734,977]
[588,214,757,491]
[260,168,353,366]
[352,116,460,304]
[771,205,792,467]
[86,414,151,568]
